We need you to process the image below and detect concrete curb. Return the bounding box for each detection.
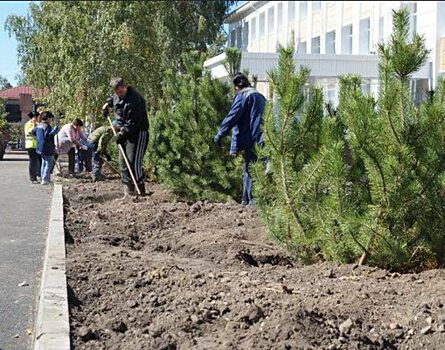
[33,184,70,350]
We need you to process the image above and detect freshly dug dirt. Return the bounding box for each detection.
[65,179,445,350]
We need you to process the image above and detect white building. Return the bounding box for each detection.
[204,1,445,105]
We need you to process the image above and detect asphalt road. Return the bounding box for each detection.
[0,152,52,350]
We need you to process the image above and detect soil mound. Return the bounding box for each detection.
[65,180,445,350]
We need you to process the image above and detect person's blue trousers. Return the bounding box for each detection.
[41,154,54,183]
[242,148,257,205]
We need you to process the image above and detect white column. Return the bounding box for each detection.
[274,2,278,51]
[307,1,313,53]
[352,1,361,54]
[296,1,300,47]
[283,1,289,47]
[320,1,326,54]
[265,6,269,52]
[335,2,343,54]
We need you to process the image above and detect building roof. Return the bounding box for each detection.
[0,86,47,100]
[225,1,267,24]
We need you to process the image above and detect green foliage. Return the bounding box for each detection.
[253,8,445,271]
[252,44,326,260]
[0,98,9,134]
[224,47,242,79]
[0,75,12,91]
[5,1,234,122]
[149,51,242,201]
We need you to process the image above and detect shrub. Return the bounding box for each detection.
[149,51,242,201]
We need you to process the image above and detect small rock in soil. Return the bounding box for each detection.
[420,325,432,335]
[190,314,200,324]
[190,202,201,213]
[241,304,264,325]
[339,318,354,333]
[78,327,96,342]
[389,323,400,330]
[127,300,139,308]
[437,324,445,333]
[105,319,128,333]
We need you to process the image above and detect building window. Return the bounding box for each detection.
[359,17,370,54]
[326,30,335,54]
[242,22,249,50]
[312,1,321,12]
[288,1,295,22]
[311,36,320,53]
[378,16,384,42]
[251,17,257,43]
[230,29,236,47]
[300,1,308,19]
[341,24,353,54]
[259,12,265,41]
[277,3,283,32]
[298,40,307,54]
[236,26,242,49]
[268,7,275,34]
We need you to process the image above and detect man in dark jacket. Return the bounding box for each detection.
[102,77,149,195]
[214,73,266,206]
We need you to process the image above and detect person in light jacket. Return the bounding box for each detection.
[24,111,41,183]
[34,111,59,185]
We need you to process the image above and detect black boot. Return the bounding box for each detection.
[137,182,146,196]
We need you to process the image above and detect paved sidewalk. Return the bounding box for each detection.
[0,152,52,350]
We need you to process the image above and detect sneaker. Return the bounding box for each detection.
[31,180,40,184]
[41,180,50,185]
[92,174,106,182]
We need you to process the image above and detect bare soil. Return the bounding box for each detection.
[64,178,445,350]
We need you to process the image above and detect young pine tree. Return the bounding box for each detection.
[252,45,326,261]
[254,8,445,270]
[336,7,445,269]
[150,51,242,201]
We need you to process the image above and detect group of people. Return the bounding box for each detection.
[24,111,117,185]
[25,73,265,204]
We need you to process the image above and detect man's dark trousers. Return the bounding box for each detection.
[90,141,103,178]
[27,148,41,181]
[242,148,257,205]
[119,130,148,184]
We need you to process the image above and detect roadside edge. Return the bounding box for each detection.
[33,183,70,350]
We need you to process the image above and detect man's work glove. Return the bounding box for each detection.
[113,131,126,144]
[102,100,113,118]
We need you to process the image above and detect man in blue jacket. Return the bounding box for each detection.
[214,73,266,206]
